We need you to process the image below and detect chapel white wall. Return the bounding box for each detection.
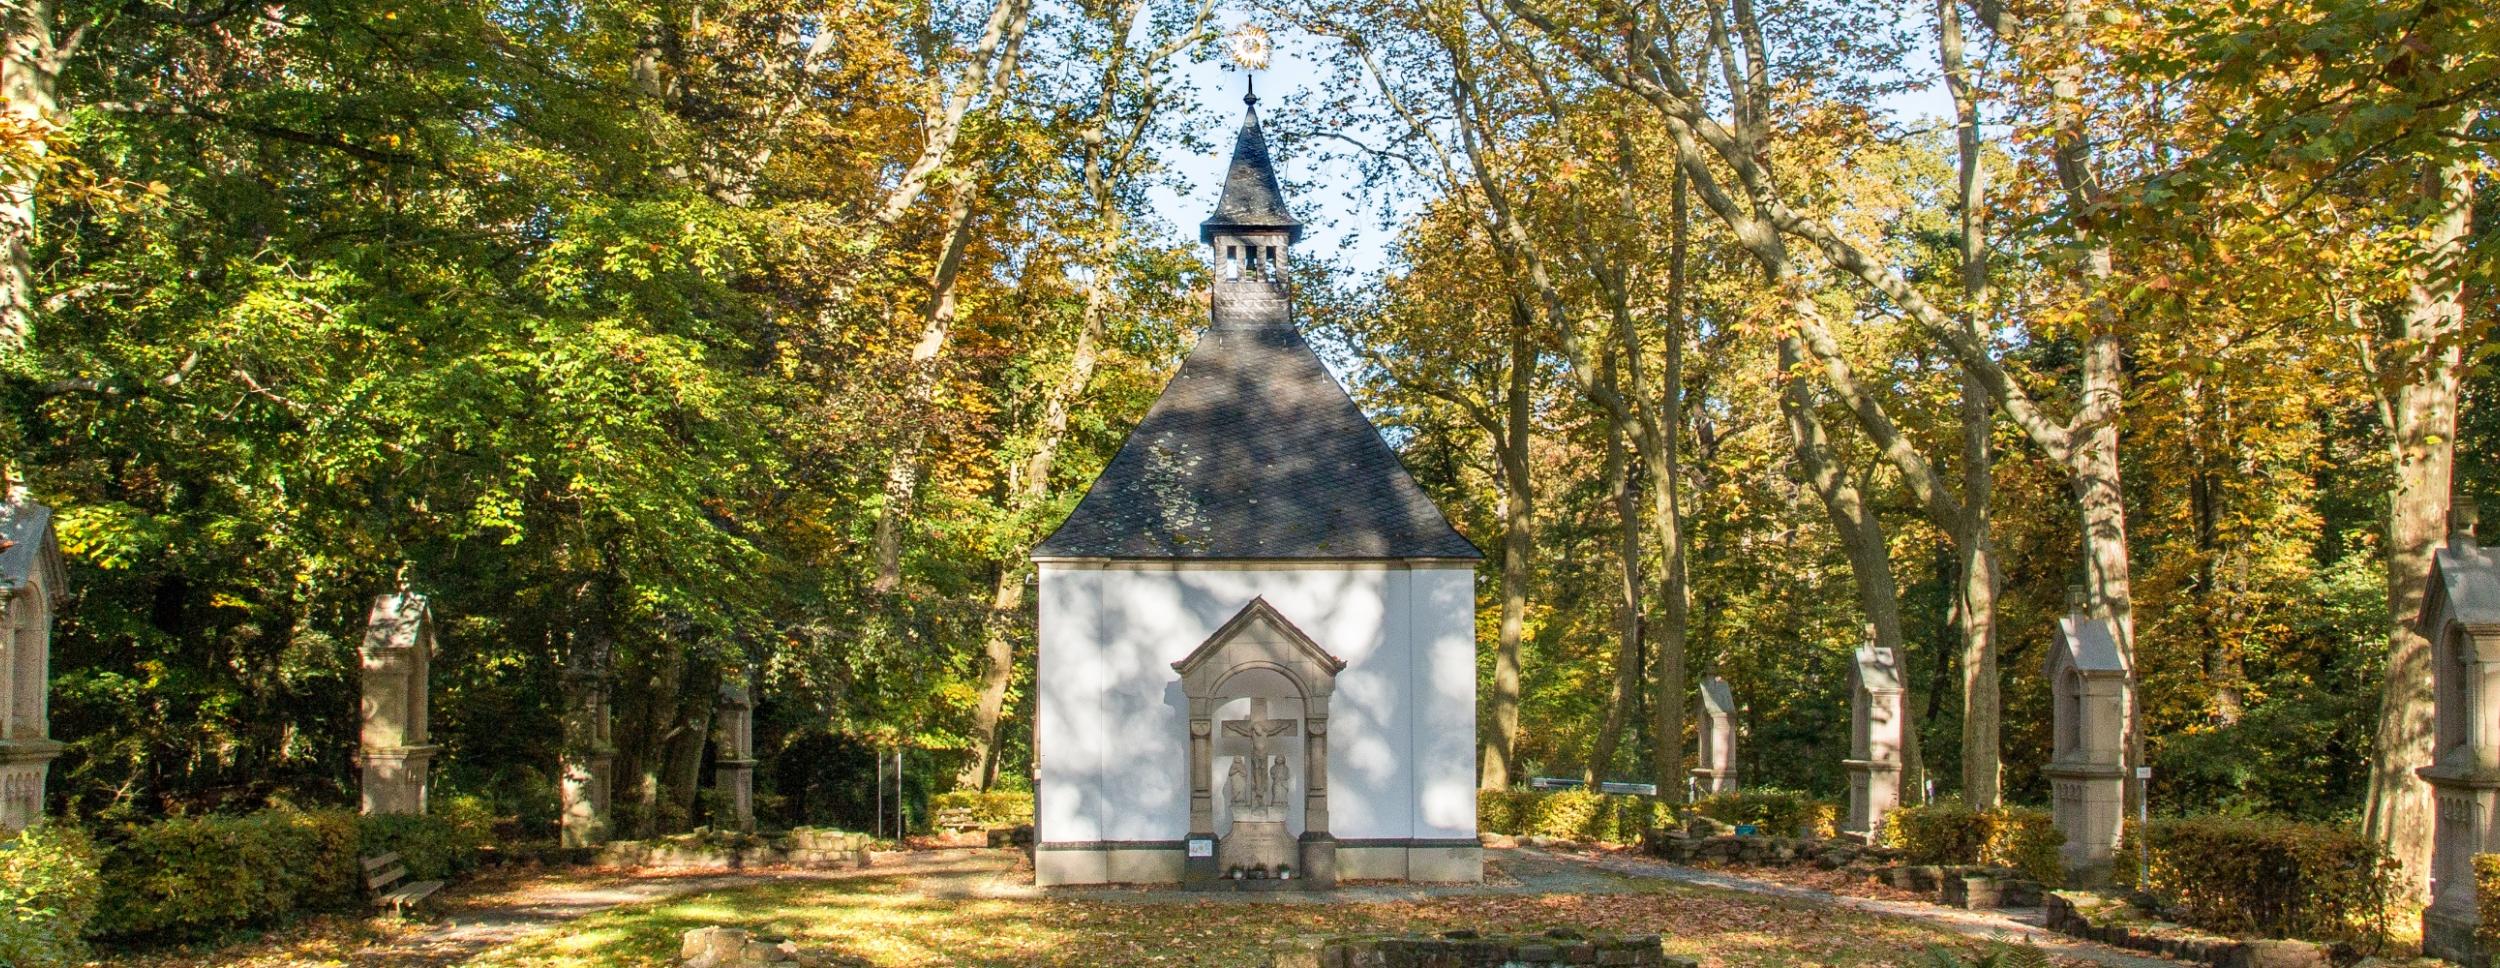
[1034,562,1476,851]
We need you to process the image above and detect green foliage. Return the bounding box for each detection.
[1476,788,1671,844]
[0,824,103,968]
[358,796,496,880]
[2118,815,2395,944]
[1688,790,1840,839]
[2474,854,2500,947]
[928,790,1034,829]
[1880,801,2063,886]
[93,807,490,941]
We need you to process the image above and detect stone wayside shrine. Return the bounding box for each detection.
[1843,642,1903,840]
[2045,592,2130,885]
[359,592,439,815]
[2417,510,2499,963]
[1029,90,1484,889]
[0,496,67,832]
[714,683,758,833]
[1691,676,1738,796]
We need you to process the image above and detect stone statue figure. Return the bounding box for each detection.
[1267,755,1291,809]
[1226,756,1254,810]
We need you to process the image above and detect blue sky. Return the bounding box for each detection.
[1142,22,1956,279]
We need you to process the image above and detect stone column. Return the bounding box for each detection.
[1691,676,1739,796]
[1184,696,1217,881]
[1843,644,1904,840]
[359,593,439,815]
[2419,520,2500,962]
[713,683,757,833]
[0,499,68,833]
[1299,696,1335,887]
[560,668,617,847]
[2044,596,2131,885]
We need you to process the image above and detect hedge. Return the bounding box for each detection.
[1880,800,2062,885]
[92,800,494,942]
[2476,854,2500,948]
[1687,789,1838,839]
[2119,815,2394,944]
[0,823,101,968]
[928,790,1034,828]
[1478,788,1670,844]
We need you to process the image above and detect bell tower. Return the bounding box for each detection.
[1202,86,1302,332]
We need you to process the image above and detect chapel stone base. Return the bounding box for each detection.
[2420,770,2500,963]
[1842,759,1898,840]
[2046,764,2126,886]
[1690,768,1737,797]
[1037,841,1477,887]
[359,745,438,816]
[0,739,62,832]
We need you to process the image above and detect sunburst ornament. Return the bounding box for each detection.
[1225,24,1273,72]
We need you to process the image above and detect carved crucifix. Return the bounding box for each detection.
[1222,697,1297,812]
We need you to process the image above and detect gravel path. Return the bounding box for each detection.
[1545,847,2181,968]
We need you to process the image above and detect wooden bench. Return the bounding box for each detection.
[934,806,979,831]
[362,852,444,914]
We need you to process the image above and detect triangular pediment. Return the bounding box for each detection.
[1172,598,1345,698]
[0,499,67,608]
[2050,613,2129,678]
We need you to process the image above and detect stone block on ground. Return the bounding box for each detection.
[1274,929,1688,968]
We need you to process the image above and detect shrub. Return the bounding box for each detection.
[1882,800,2063,885]
[94,806,494,941]
[2119,815,2394,944]
[0,823,102,968]
[1475,788,1669,844]
[360,796,495,880]
[2475,854,2500,948]
[928,790,1034,828]
[1688,789,1839,839]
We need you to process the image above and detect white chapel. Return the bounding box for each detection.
[1028,90,1484,889]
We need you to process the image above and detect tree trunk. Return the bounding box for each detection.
[1482,313,1535,791]
[0,0,66,356]
[871,181,985,595]
[1638,162,1694,802]
[1589,392,1643,786]
[2366,147,2473,904]
[1938,0,2001,809]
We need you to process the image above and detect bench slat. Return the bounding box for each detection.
[361,852,402,872]
[377,880,444,910]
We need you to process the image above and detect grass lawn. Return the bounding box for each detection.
[471,873,2060,967]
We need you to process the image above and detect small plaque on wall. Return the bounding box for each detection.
[1187,837,1215,858]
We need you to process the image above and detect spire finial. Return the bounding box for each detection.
[1245,75,1257,107]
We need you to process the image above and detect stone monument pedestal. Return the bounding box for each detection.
[2047,601,2132,885]
[2418,518,2500,964]
[1219,819,1296,875]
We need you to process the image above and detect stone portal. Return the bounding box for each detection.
[1843,643,1903,839]
[1173,598,1343,889]
[2045,592,2131,885]
[0,497,66,832]
[359,592,439,815]
[1692,676,1738,796]
[2418,510,2498,962]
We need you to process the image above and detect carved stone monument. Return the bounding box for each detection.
[1691,676,1738,796]
[359,592,439,815]
[2418,509,2499,962]
[2045,592,2131,885]
[560,667,617,847]
[0,497,67,832]
[714,683,757,833]
[1172,598,1343,889]
[1843,643,1904,839]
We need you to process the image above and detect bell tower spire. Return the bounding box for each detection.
[1202,88,1301,330]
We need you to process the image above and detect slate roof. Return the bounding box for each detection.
[1199,96,1303,244]
[1033,100,1476,562]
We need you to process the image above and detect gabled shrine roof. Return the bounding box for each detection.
[0,499,67,606]
[2425,537,2500,631]
[1699,677,1737,716]
[2053,613,2129,676]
